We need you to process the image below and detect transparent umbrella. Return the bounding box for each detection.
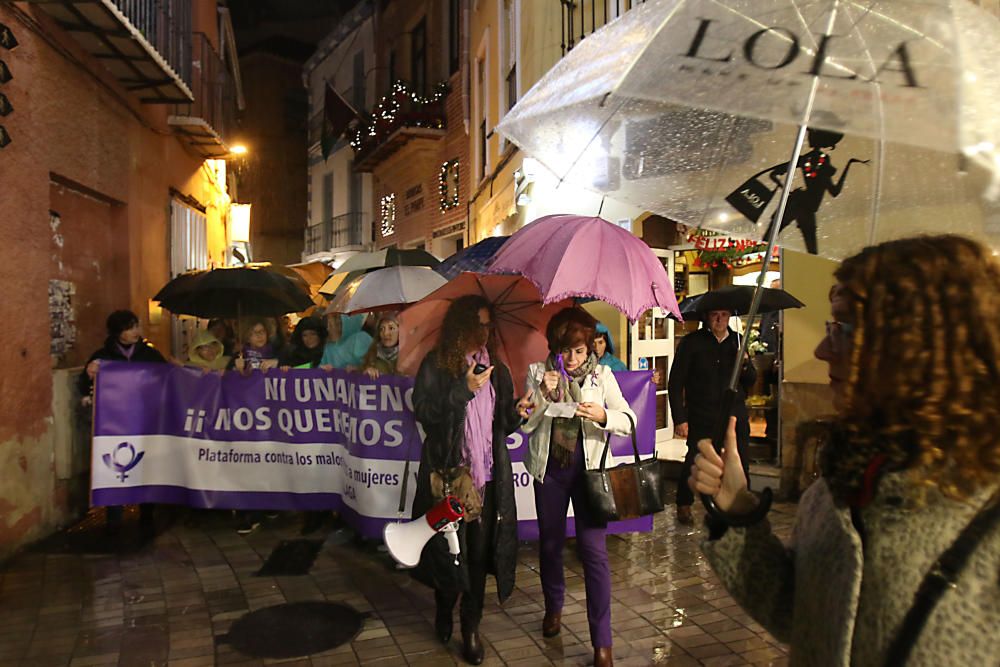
[498,0,1000,523]
[498,0,1000,260]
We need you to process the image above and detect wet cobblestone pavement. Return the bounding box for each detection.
[0,491,794,666]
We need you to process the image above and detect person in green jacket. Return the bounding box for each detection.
[320,311,373,370]
[362,312,400,379]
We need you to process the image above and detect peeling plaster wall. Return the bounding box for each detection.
[0,3,229,560]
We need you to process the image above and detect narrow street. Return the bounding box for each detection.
[0,492,793,667]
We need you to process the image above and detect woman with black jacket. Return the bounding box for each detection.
[278,316,327,369]
[78,309,167,402]
[78,309,166,535]
[411,295,523,665]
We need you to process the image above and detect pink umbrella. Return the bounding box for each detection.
[397,273,572,392]
[487,214,682,322]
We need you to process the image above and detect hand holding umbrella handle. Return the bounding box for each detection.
[700,389,773,527]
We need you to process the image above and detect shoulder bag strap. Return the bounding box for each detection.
[884,488,1000,666]
[599,412,638,470]
[397,429,418,519]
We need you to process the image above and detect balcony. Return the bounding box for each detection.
[351,81,447,172]
[168,32,237,157]
[305,212,366,255]
[560,0,646,56]
[25,0,194,103]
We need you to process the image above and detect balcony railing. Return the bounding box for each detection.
[168,32,236,156]
[560,0,645,55]
[351,81,447,171]
[305,212,366,255]
[26,0,194,102]
[116,0,192,85]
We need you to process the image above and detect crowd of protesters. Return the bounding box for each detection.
[76,234,1000,667]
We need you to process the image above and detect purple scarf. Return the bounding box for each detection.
[463,347,495,493]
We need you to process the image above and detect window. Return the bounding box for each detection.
[352,51,365,112]
[439,159,460,212]
[503,0,518,112]
[477,56,488,180]
[448,0,461,74]
[322,173,333,223]
[411,18,426,94]
[388,49,397,86]
[349,161,363,214]
[170,198,208,276]
[380,193,396,237]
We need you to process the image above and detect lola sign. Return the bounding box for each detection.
[682,17,920,88]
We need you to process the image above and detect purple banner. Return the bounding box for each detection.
[92,362,657,539]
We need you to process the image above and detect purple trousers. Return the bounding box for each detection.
[534,438,612,648]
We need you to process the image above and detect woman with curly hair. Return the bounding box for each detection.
[411,295,525,665]
[691,235,1000,666]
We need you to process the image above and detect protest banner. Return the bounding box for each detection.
[92,362,657,539]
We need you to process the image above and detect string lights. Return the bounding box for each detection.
[350,80,449,154]
[439,159,460,212]
[380,193,396,237]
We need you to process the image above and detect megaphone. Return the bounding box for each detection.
[384,495,465,568]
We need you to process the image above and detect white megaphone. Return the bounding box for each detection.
[384,495,465,568]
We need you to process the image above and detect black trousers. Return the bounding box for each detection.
[436,481,496,631]
[676,419,751,507]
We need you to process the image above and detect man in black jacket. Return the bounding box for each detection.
[668,309,755,525]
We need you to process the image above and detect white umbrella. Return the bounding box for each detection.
[325,266,447,315]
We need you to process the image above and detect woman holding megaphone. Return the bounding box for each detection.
[411,295,526,665]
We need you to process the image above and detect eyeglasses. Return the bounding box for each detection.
[478,321,494,330]
[825,320,856,349]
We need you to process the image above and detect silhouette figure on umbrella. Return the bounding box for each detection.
[762,127,869,255]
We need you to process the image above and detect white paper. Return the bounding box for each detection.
[544,402,578,418]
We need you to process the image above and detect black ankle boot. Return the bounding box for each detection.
[461,628,484,665]
[435,601,454,644]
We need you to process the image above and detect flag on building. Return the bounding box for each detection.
[321,82,359,160]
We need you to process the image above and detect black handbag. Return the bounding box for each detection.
[583,413,664,522]
[724,173,776,223]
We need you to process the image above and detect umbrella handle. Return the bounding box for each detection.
[698,388,774,526]
[700,489,773,528]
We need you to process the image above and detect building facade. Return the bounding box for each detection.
[351,0,469,260]
[1,0,241,559]
[236,37,312,265]
[302,2,375,266]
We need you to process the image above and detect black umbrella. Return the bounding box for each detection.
[678,285,804,317]
[156,266,314,319]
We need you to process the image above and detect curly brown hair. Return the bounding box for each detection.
[823,235,1000,503]
[434,295,494,377]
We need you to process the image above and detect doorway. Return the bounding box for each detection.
[628,248,676,457]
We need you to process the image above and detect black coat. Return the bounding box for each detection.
[411,352,521,602]
[78,337,167,396]
[668,327,756,433]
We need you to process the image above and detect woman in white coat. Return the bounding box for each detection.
[516,307,635,667]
